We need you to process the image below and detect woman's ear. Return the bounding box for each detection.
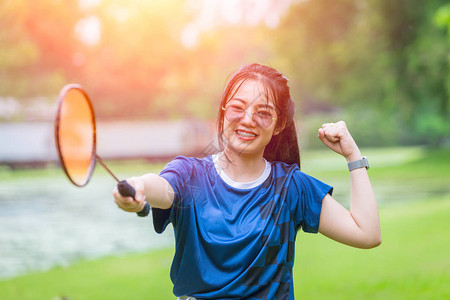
[273,119,286,136]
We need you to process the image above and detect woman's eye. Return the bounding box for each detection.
[230,106,244,111]
[257,110,272,117]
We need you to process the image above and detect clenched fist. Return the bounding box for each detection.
[318,121,362,162]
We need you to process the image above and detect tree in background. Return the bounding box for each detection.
[0,0,274,121]
[272,0,449,147]
[0,0,80,98]
[0,0,448,147]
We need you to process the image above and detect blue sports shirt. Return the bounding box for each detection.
[153,155,333,299]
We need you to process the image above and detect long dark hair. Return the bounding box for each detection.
[217,63,300,168]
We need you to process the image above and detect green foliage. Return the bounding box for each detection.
[434,3,450,39]
[0,0,80,98]
[274,0,450,147]
[0,0,449,146]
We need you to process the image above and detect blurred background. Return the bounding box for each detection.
[0,0,449,299]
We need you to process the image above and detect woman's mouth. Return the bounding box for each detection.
[235,129,258,141]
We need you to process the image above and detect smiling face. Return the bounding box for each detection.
[221,79,280,157]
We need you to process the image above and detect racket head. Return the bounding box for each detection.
[55,84,97,187]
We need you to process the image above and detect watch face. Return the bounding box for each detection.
[362,156,369,169]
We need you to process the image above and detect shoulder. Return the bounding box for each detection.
[270,160,300,178]
[169,155,213,166]
[176,155,215,168]
[159,155,216,194]
[160,155,214,174]
[270,160,329,190]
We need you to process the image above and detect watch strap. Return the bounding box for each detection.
[136,202,151,217]
[348,156,369,171]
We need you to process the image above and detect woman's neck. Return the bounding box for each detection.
[218,148,266,182]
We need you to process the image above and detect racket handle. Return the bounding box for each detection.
[118,180,136,200]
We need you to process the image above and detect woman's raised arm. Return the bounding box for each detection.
[317,121,381,249]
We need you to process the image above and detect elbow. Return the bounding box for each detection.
[370,236,382,248]
[362,234,382,249]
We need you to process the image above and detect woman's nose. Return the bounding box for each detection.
[240,110,256,127]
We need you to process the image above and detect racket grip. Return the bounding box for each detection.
[118,180,136,200]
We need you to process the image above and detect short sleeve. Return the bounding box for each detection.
[289,171,333,233]
[152,156,194,233]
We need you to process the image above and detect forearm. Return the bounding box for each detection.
[140,173,174,209]
[347,154,381,246]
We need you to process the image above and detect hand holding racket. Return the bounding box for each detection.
[113,176,147,212]
[55,84,137,200]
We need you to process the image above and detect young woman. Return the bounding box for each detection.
[113,63,381,299]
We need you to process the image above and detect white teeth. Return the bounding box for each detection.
[236,130,256,137]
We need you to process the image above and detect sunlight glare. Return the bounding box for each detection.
[74,15,101,46]
[79,0,101,11]
[181,0,294,48]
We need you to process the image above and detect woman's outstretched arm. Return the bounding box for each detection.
[317,121,381,249]
[113,174,174,213]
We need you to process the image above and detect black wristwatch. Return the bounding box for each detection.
[136,202,150,217]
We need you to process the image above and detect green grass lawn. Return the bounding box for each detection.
[0,146,449,299]
[294,196,450,300]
